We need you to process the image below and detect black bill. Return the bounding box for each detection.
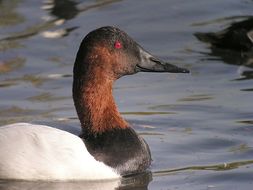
[135,47,190,73]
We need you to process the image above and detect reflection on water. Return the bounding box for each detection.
[0,0,120,41]
[195,16,253,80]
[177,94,213,102]
[153,160,253,176]
[0,57,25,74]
[234,70,253,81]
[0,0,24,27]
[0,180,121,190]
[195,17,253,52]
[0,40,21,51]
[121,111,174,115]
[195,17,253,51]
[0,172,152,190]
[27,92,69,102]
[43,0,79,20]
[41,26,78,38]
[0,106,55,126]
[237,120,253,124]
[229,144,251,154]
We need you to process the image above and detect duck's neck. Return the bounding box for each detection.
[73,68,128,135]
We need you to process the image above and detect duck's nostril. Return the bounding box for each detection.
[149,57,162,64]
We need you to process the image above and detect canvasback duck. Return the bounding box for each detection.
[0,26,189,181]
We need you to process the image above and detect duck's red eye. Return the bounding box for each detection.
[114,41,122,49]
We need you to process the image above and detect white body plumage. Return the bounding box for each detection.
[0,123,120,181]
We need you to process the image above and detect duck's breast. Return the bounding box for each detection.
[0,123,119,181]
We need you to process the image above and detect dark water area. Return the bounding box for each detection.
[0,0,253,189]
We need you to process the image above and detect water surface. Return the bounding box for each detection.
[0,0,253,189]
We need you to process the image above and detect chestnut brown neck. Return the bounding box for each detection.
[73,61,128,134]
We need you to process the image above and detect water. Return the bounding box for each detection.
[0,0,253,189]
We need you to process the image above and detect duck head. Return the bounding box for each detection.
[73,26,189,134]
[74,26,189,80]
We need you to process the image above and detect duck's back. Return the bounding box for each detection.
[0,123,119,181]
